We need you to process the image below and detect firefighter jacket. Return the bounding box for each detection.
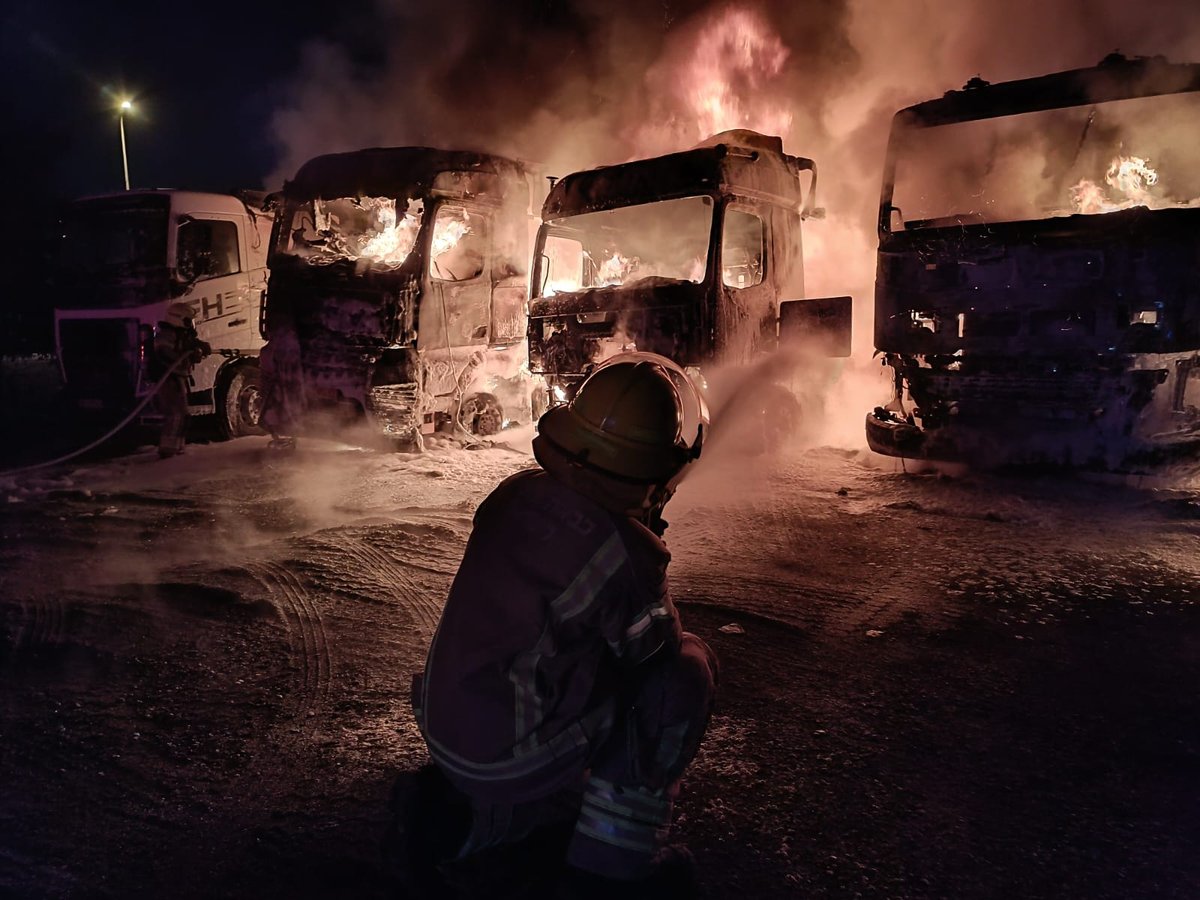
[152,323,209,381]
[414,468,684,803]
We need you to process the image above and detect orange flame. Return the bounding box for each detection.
[1106,156,1157,200]
[595,251,637,286]
[683,6,793,140]
[358,198,422,264]
[1071,155,1159,214]
[1070,178,1112,214]
[431,216,471,257]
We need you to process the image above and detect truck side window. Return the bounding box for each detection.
[177,219,240,282]
[541,234,584,295]
[722,209,764,289]
[430,206,488,282]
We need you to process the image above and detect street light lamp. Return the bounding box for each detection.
[118,99,133,190]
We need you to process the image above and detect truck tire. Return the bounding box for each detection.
[218,363,265,439]
[755,382,802,453]
[458,392,504,436]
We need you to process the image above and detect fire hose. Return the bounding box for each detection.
[0,354,192,478]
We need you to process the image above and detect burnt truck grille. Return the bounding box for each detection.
[921,371,1109,421]
[59,318,140,399]
[277,275,415,346]
[366,383,421,435]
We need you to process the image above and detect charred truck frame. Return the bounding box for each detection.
[527,130,851,413]
[867,55,1200,468]
[54,190,273,437]
[262,148,535,447]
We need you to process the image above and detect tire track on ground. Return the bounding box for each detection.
[310,531,443,636]
[352,514,470,578]
[249,562,332,726]
[6,593,67,656]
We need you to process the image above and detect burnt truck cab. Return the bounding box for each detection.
[866,55,1200,468]
[262,147,535,445]
[527,130,850,408]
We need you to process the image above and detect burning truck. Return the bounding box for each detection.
[527,130,851,436]
[866,54,1200,469]
[53,190,273,437]
[260,148,537,448]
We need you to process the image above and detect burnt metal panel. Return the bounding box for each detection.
[543,133,809,219]
[284,147,528,205]
[875,206,1200,357]
[780,296,852,357]
[899,55,1200,127]
[528,279,703,318]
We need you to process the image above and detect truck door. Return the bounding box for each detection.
[175,215,254,407]
[419,204,493,350]
[176,216,253,349]
[718,204,775,361]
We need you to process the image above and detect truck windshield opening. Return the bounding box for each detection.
[59,200,169,277]
[537,195,713,296]
[889,90,1200,230]
[279,196,427,269]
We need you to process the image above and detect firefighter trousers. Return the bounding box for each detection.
[158,376,189,457]
[455,632,719,880]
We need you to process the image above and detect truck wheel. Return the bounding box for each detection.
[218,364,265,439]
[722,381,800,455]
[390,430,425,453]
[756,383,802,453]
[458,392,504,436]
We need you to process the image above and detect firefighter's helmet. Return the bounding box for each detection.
[163,302,194,329]
[536,352,708,487]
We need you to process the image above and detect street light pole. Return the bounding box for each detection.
[118,99,132,191]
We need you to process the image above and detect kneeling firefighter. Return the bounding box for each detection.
[411,352,719,898]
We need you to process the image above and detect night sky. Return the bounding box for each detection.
[2,0,379,200]
[2,0,371,352]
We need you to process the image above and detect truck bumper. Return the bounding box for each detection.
[865,408,927,458]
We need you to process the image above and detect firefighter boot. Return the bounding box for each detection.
[381,764,471,898]
[555,844,699,900]
[437,819,576,900]
[559,778,699,897]
[436,789,581,899]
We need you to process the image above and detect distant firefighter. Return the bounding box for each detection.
[259,316,306,450]
[153,301,210,459]
[409,352,718,898]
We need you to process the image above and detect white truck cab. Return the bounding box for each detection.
[54,189,274,437]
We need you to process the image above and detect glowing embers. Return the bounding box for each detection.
[1071,156,1160,214]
